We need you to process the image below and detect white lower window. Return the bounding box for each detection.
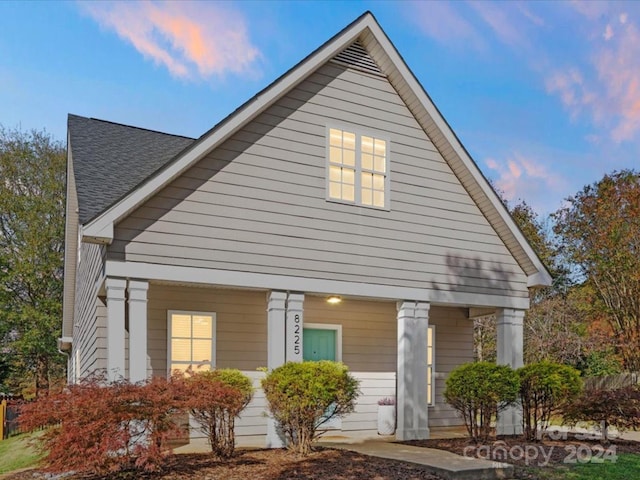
[168,311,216,375]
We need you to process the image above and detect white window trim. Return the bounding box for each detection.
[427,324,435,407]
[167,310,217,375]
[325,124,391,211]
[302,322,343,362]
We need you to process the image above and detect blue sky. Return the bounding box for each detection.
[1,1,639,216]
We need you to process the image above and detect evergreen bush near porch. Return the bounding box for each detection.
[262,361,359,456]
[444,362,520,442]
[517,361,582,441]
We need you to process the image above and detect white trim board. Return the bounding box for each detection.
[105,260,530,310]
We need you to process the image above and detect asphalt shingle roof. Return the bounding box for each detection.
[68,114,195,224]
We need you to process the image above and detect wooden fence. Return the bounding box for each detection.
[583,372,639,391]
[0,398,23,440]
[0,399,5,440]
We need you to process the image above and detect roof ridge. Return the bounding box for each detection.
[68,113,196,140]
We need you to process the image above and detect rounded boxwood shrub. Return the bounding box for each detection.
[262,361,359,455]
[444,361,519,442]
[518,361,582,441]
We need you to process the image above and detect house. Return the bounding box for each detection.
[59,12,551,446]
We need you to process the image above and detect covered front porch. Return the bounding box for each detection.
[99,265,525,446]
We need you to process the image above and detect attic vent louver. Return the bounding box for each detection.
[332,41,384,76]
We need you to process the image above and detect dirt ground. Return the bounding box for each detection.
[6,436,640,480]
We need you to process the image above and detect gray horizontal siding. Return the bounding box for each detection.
[147,285,267,376]
[111,61,528,298]
[72,243,106,378]
[429,306,474,427]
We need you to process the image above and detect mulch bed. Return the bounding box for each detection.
[403,435,640,479]
[3,448,444,480]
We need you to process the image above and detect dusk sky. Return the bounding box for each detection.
[2,1,639,215]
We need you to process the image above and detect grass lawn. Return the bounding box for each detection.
[0,432,43,475]
[537,453,640,480]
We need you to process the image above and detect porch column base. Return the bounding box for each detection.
[496,308,524,436]
[397,428,430,441]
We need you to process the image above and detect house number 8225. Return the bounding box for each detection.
[293,314,301,355]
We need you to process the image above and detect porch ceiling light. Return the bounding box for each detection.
[327,295,342,305]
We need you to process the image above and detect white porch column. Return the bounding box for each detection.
[267,291,287,369]
[266,291,287,448]
[128,280,149,383]
[105,277,126,382]
[496,308,525,436]
[285,292,304,363]
[396,301,430,441]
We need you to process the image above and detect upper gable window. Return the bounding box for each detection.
[327,127,389,209]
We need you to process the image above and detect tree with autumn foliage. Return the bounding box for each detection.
[554,170,640,371]
[20,375,186,474]
[474,198,586,365]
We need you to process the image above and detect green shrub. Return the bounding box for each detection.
[518,361,582,441]
[262,361,359,455]
[184,369,253,458]
[444,362,519,442]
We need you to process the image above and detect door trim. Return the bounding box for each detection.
[303,323,343,362]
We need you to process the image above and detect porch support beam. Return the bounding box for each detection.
[128,279,149,383]
[396,301,430,441]
[496,308,525,436]
[266,290,287,448]
[105,277,126,382]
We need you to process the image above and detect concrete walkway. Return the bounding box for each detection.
[321,440,514,480]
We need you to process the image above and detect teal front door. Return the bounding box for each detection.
[302,327,341,429]
[303,328,336,361]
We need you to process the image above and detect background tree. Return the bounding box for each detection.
[474,198,585,365]
[554,170,640,371]
[0,126,66,396]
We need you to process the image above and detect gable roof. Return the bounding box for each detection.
[76,11,551,287]
[68,114,194,224]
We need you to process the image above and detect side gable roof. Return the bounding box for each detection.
[68,114,194,224]
[79,11,551,287]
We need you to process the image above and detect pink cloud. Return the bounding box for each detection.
[484,153,564,206]
[604,24,614,40]
[594,22,640,141]
[469,2,530,50]
[546,10,640,142]
[80,1,260,80]
[570,1,610,21]
[408,1,485,49]
[517,4,545,27]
